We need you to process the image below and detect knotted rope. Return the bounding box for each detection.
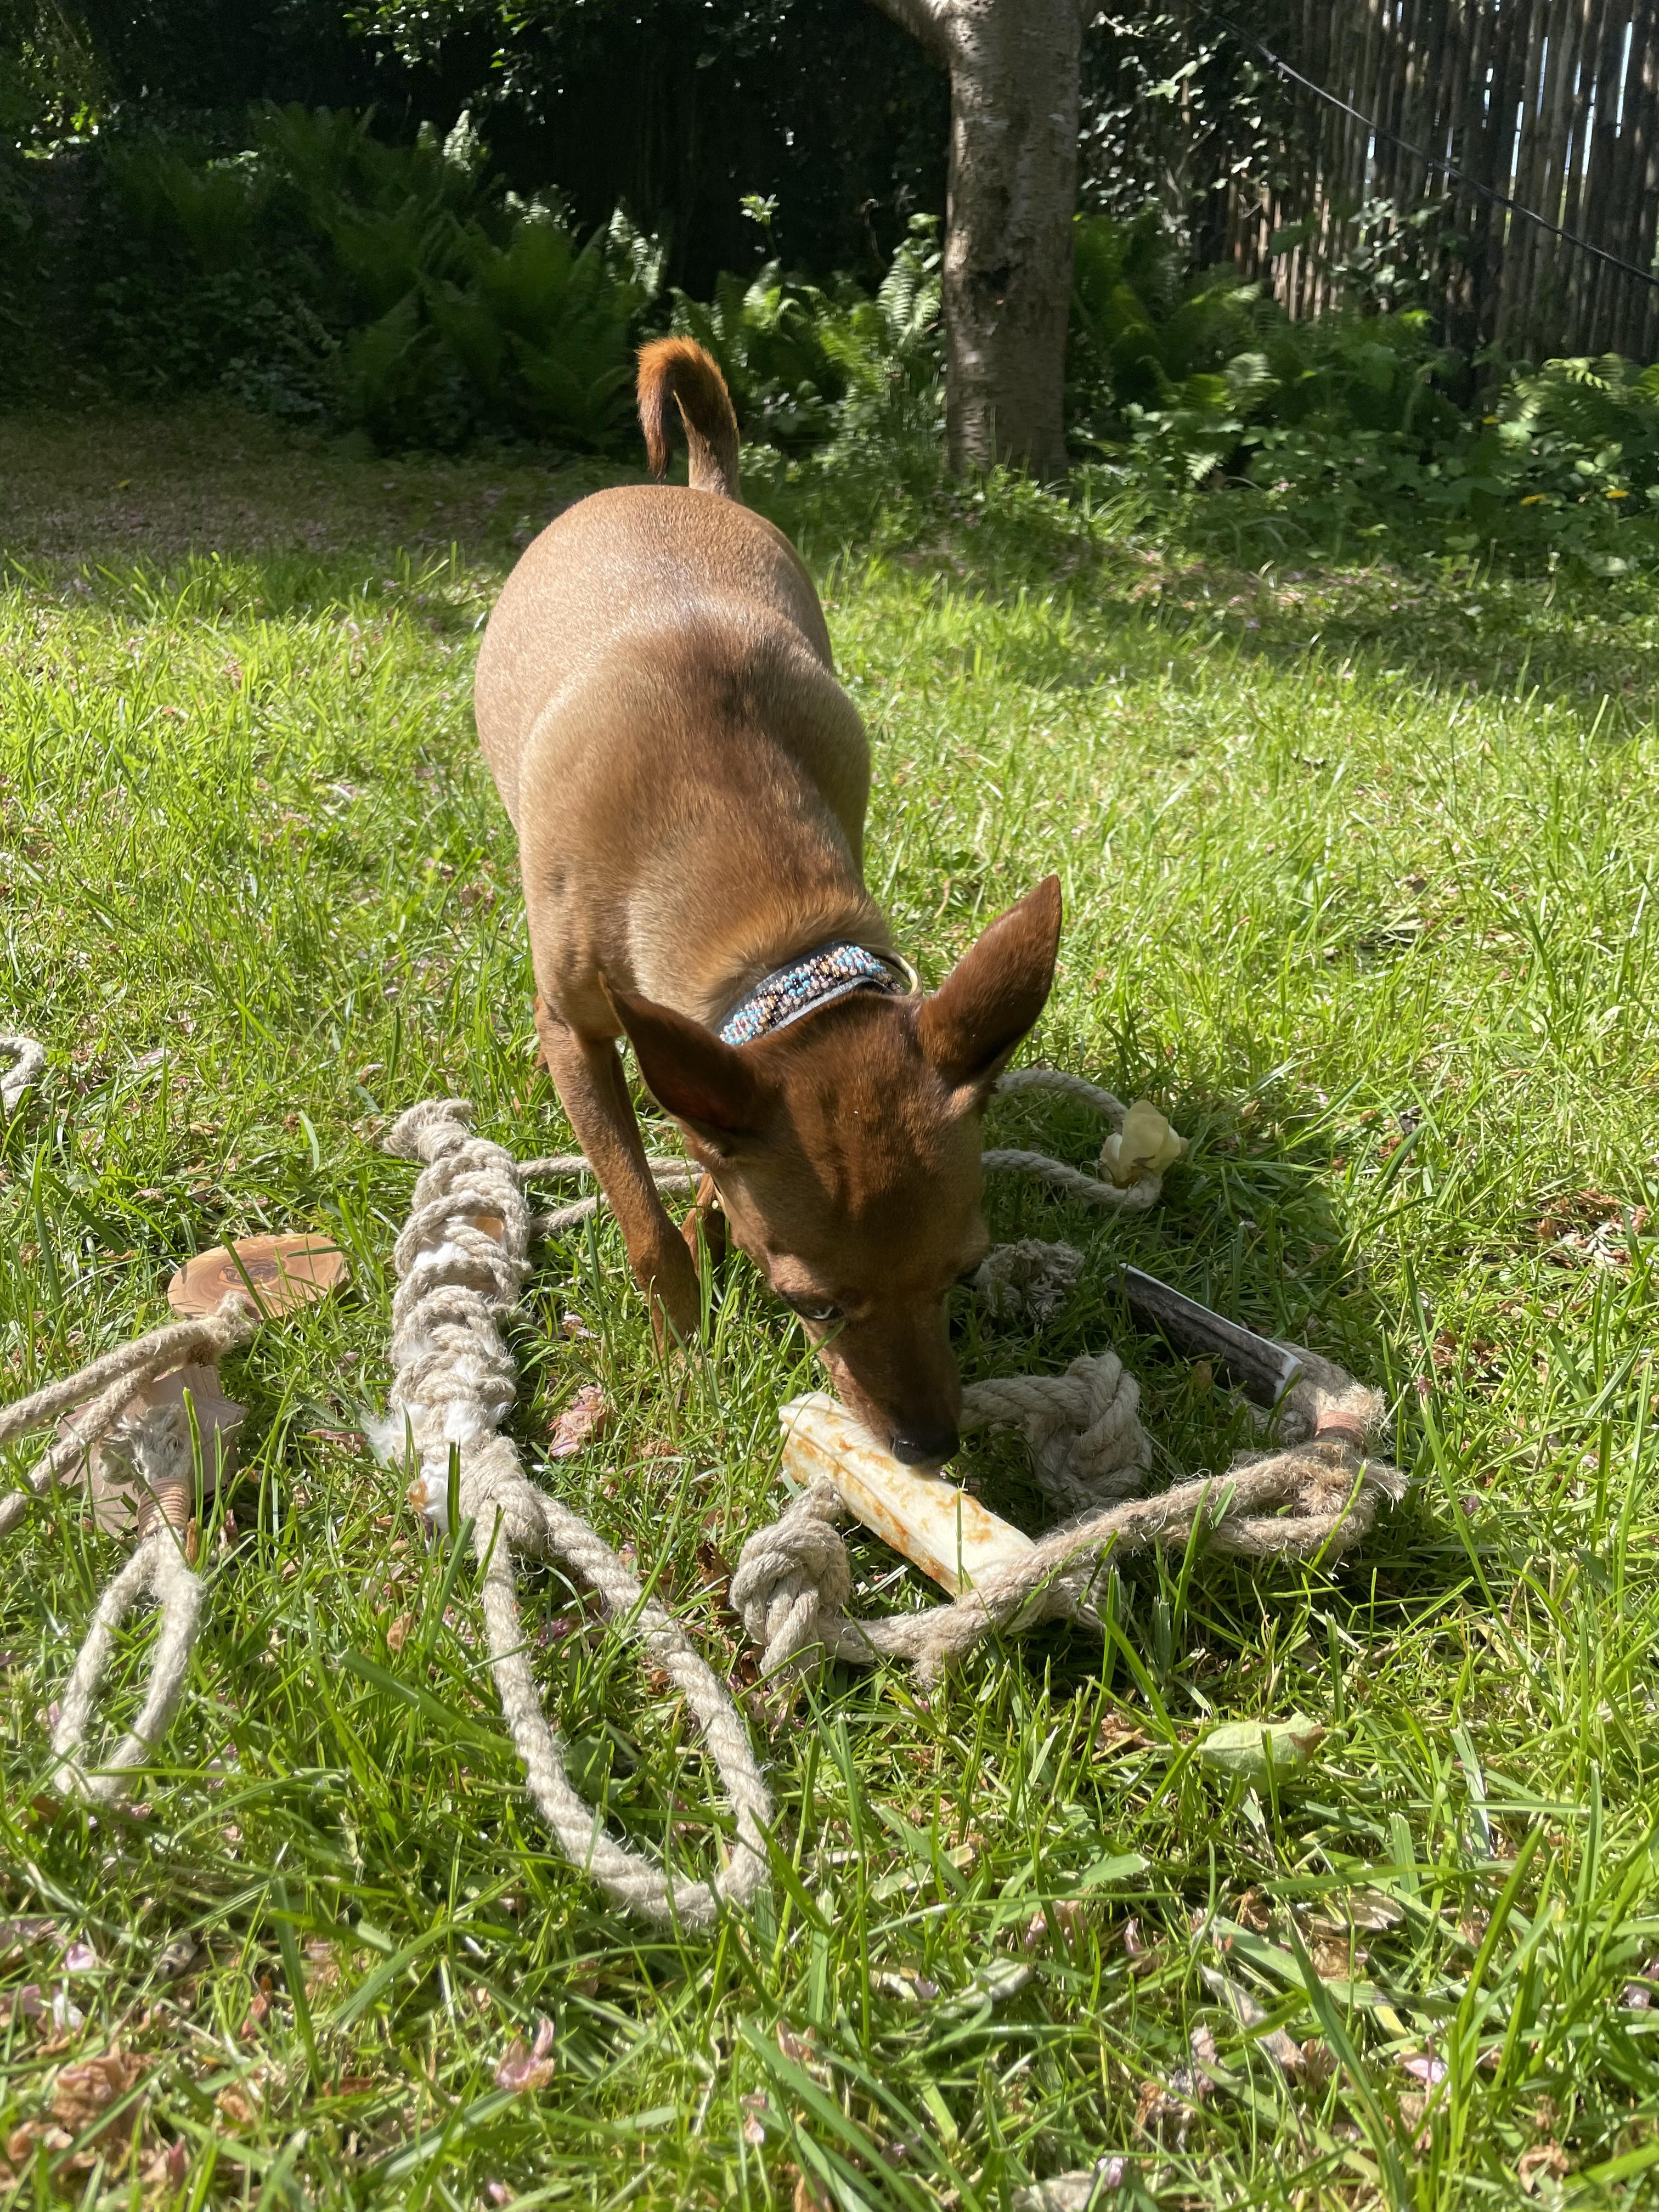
[1,1032,45,1115]
[0,1297,255,1799]
[985,1067,1188,1215]
[731,1369,1406,1686]
[381,1099,771,1928]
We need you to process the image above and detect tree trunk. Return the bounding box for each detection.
[870,0,1083,477]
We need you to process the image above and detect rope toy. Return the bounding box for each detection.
[1,1032,45,1115]
[730,1351,1406,1686]
[0,1299,255,1800]
[984,1067,1188,1213]
[380,1100,771,1928]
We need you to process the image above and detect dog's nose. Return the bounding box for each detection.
[890,1424,960,1469]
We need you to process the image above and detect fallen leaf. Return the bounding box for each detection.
[1517,2143,1568,2193]
[1197,1715,1327,1784]
[385,1612,413,1654]
[548,1386,608,1459]
[59,1942,98,1974]
[1233,1888,1272,1933]
[50,2047,145,2144]
[494,2016,555,2093]
[1095,1714,1151,1757]
[216,2087,257,2128]
[1,1985,44,2024]
[741,2090,769,2145]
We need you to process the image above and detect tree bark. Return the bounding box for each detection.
[870,0,1084,477]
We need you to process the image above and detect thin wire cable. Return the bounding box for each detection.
[1198,2,1659,293]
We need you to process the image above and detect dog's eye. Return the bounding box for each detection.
[786,1296,842,1324]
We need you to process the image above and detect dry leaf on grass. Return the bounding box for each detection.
[1233,1888,1273,1933]
[1133,2078,1197,2147]
[3,2048,151,2173]
[1517,2143,1568,2193]
[494,2017,555,2092]
[548,1386,608,1459]
[1094,1714,1151,1757]
[0,1918,58,1962]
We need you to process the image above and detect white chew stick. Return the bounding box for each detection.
[778,1392,1034,1597]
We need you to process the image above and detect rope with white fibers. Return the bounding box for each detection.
[731,1369,1406,1686]
[381,1100,771,1928]
[0,1296,254,1798]
[1,1034,45,1114]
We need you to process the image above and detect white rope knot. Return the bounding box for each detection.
[972,1239,1082,1322]
[729,1479,857,1679]
[0,1033,45,1114]
[963,1350,1150,1512]
[382,1098,773,1928]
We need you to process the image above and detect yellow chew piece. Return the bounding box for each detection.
[1098,1098,1188,1187]
[779,1392,1034,1596]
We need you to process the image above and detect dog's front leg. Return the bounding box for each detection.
[682,1172,728,1268]
[534,998,703,1344]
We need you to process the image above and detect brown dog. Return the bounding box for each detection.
[475,337,1061,1466]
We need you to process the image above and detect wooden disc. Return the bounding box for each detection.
[168,1233,348,1318]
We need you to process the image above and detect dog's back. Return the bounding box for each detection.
[474,342,879,1028]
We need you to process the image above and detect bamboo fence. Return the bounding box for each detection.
[1226,0,1659,358]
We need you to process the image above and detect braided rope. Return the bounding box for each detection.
[383,1100,771,1928]
[1,1034,45,1114]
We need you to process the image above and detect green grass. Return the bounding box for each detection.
[2,398,1658,2211]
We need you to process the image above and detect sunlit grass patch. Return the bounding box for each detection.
[2,402,1658,2208]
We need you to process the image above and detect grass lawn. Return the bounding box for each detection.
[2,398,1658,2211]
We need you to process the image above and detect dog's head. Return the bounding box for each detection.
[612,877,1062,1468]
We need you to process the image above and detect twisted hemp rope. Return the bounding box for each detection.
[1,1032,46,1115]
[0,1297,255,1799]
[731,1358,1406,1686]
[729,1073,1403,1686]
[382,1099,771,1928]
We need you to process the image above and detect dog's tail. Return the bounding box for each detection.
[637,337,741,501]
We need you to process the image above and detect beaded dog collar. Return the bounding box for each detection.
[718,941,915,1047]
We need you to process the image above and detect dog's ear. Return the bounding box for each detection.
[918,875,1062,1096]
[611,988,768,1150]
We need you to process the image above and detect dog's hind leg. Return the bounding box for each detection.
[534,998,703,1344]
